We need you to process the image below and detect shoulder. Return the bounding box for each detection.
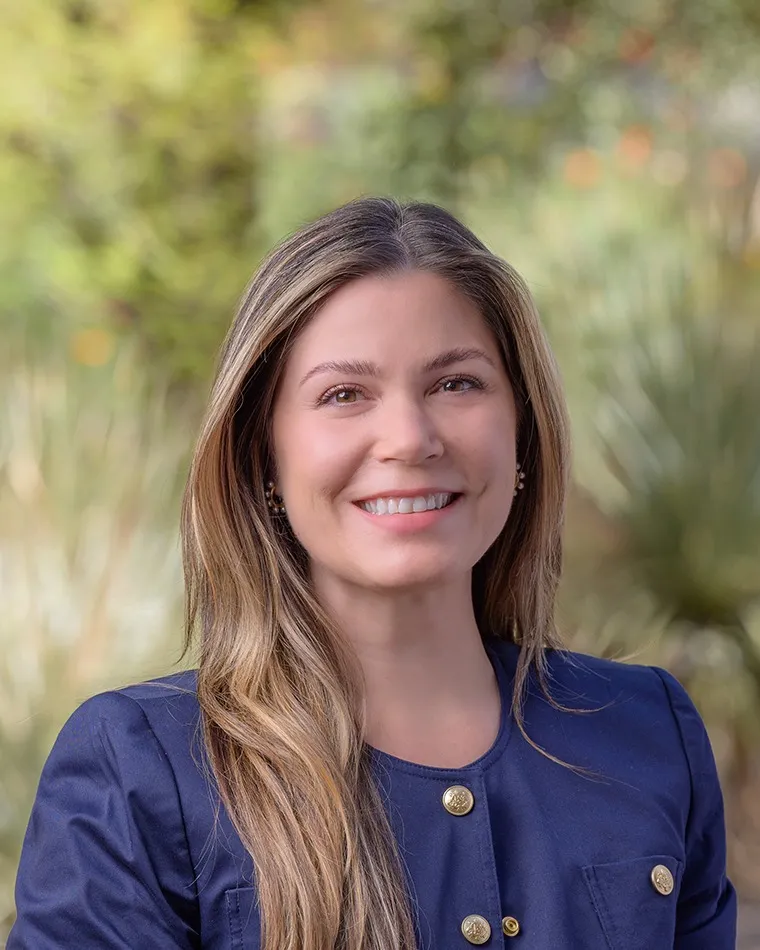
[488,634,694,718]
[34,668,215,873]
[486,635,708,777]
[51,669,202,790]
[110,668,201,740]
[24,670,203,857]
[12,672,205,945]
[524,646,735,938]
[65,668,199,730]
[541,646,703,744]
[545,646,687,710]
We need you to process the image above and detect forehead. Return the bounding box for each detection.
[283,270,500,375]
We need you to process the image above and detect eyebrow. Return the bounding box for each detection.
[298,346,498,388]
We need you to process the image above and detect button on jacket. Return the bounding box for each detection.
[8,636,737,948]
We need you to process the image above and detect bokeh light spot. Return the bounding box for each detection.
[564,149,602,188]
[70,328,115,367]
[708,149,747,189]
[616,125,652,172]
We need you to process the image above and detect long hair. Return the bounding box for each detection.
[180,197,571,949]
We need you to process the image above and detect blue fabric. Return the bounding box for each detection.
[8,636,737,948]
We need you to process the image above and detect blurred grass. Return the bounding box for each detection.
[0,337,193,933]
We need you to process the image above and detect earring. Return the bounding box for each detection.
[514,463,526,497]
[265,480,286,515]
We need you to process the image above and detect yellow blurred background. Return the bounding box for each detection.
[1,0,759,942]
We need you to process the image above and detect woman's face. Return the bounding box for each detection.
[270,270,518,593]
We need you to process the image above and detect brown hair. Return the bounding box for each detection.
[180,197,571,949]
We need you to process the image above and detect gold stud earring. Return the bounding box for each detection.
[265,480,286,515]
[514,464,526,497]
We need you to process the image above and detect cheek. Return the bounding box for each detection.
[494,440,517,482]
[278,420,361,501]
[467,408,516,475]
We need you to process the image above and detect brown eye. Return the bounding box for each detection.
[318,386,362,406]
[334,389,357,404]
[441,377,480,393]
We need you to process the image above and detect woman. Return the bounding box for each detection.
[10,197,736,949]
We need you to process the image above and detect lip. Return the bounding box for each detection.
[352,488,462,503]
[352,492,464,533]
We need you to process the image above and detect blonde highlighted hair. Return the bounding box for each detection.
[180,197,571,949]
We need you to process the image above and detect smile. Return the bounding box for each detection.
[356,493,460,515]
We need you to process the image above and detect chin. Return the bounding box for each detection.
[357,558,465,592]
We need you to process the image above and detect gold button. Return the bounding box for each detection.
[461,914,491,944]
[442,785,474,816]
[650,864,674,895]
[502,916,520,937]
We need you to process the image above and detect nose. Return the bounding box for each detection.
[372,393,444,464]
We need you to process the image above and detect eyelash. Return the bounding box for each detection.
[316,374,486,407]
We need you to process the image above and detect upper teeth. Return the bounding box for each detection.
[358,493,454,515]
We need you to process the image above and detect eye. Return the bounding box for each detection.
[318,385,363,406]
[439,375,484,393]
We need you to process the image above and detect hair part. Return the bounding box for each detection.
[180,196,572,949]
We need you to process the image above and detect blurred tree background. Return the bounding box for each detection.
[1,0,759,940]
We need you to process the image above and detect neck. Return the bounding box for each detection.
[311,570,501,766]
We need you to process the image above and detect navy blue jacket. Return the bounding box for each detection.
[9,636,737,948]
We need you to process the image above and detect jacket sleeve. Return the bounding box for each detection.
[652,667,737,949]
[7,691,200,949]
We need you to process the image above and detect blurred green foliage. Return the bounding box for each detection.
[1,0,760,935]
[2,0,758,378]
[0,0,286,383]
